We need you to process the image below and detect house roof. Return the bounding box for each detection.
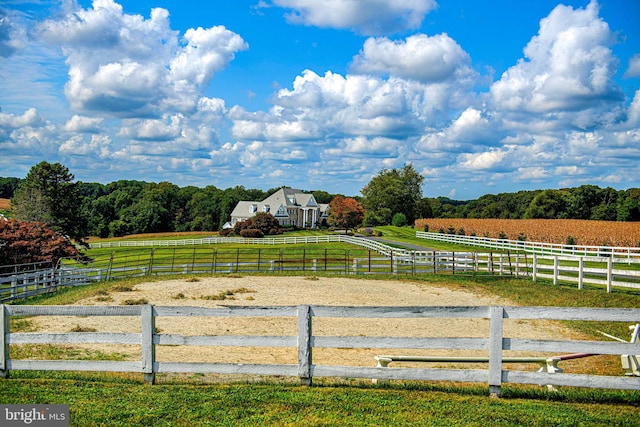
[231,188,325,219]
[262,188,314,207]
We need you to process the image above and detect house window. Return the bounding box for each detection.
[250,204,257,213]
[263,205,270,212]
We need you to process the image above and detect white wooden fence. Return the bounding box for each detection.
[89,235,361,249]
[2,304,638,396]
[417,231,640,261]
[2,249,639,303]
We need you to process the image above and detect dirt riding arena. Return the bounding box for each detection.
[30,276,581,374]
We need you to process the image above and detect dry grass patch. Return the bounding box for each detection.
[121,298,149,305]
[112,284,136,292]
[200,287,256,301]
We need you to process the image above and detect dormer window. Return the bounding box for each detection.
[263,204,270,212]
[250,204,257,213]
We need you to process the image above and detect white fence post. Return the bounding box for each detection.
[141,305,156,384]
[0,305,8,378]
[298,305,312,386]
[553,256,559,285]
[578,257,584,290]
[488,306,504,397]
[607,257,613,293]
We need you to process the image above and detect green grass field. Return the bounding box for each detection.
[2,372,639,426]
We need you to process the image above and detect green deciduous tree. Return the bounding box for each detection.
[524,189,569,219]
[361,164,424,225]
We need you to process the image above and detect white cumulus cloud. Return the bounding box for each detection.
[270,0,436,35]
[35,0,247,117]
[350,34,475,83]
[491,1,622,116]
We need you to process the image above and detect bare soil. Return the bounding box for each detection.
[29,276,578,371]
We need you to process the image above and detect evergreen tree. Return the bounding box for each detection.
[11,162,88,244]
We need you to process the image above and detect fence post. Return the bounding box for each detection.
[104,252,113,281]
[532,254,537,282]
[297,305,312,386]
[433,250,437,274]
[578,257,584,290]
[0,305,9,379]
[553,256,559,285]
[488,306,504,397]
[141,305,156,385]
[148,248,154,276]
[607,257,613,293]
[452,251,455,275]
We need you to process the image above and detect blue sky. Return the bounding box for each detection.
[1,0,639,199]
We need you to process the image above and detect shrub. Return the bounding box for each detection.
[392,213,408,227]
[234,212,281,236]
[498,231,507,240]
[566,236,577,246]
[517,233,527,242]
[457,228,465,236]
[219,228,233,237]
[239,228,264,238]
[423,224,429,232]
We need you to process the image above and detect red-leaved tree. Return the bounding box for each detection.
[0,219,81,267]
[328,196,364,233]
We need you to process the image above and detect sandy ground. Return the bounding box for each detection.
[27,276,578,371]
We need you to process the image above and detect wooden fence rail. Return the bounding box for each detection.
[1,304,639,396]
[416,231,640,261]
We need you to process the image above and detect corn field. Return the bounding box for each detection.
[415,218,640,247]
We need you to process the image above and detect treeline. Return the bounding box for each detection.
[427,186,640,222]
[2,174,639,240]
[1,175,336,238]
[77,181,335,238]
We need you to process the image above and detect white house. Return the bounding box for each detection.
[229,188,328,229]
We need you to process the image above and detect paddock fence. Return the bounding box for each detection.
[2,244,640,303]
[416,231,640,261]
[1,304,638,396]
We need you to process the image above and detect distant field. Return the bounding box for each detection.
[415,218,640,247]
[0,198,10,210]
[86,231,217,242]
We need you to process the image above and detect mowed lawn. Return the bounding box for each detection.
[2,372,639,427]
